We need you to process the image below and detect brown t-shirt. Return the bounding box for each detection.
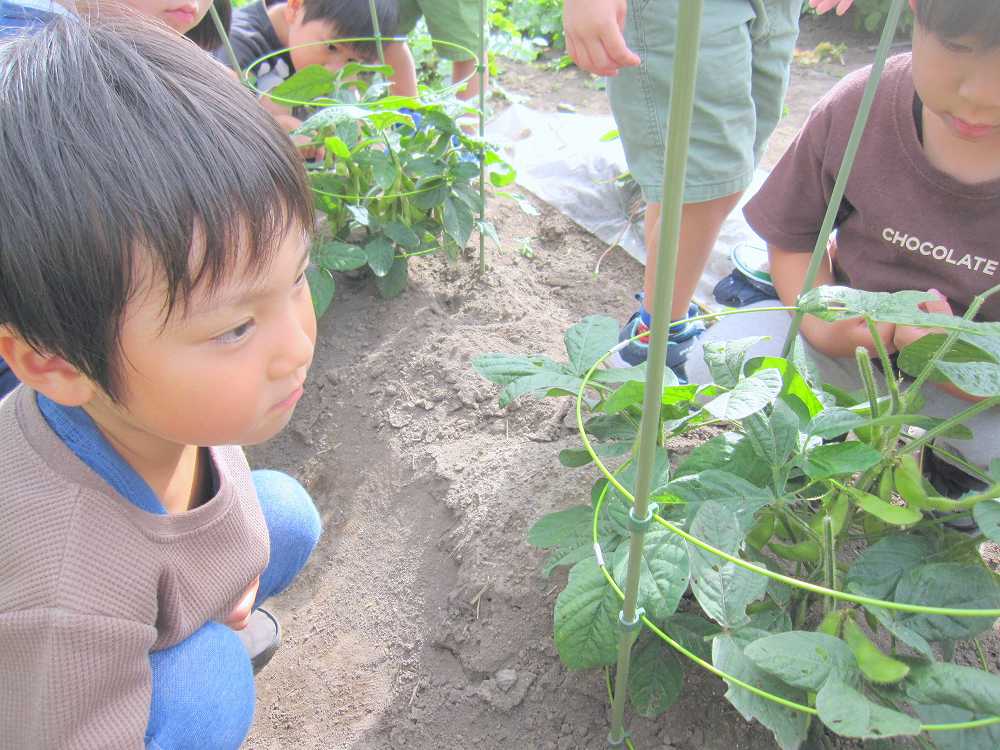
[0,387,270,749]
[745,54,1000,321]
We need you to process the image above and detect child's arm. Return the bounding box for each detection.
[769,244,896,358]
[383,42,418,98]
[0,611,154,747]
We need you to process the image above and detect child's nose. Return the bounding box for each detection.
[270,303,315,379]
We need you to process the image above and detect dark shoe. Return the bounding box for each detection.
[609,300,705,382]
[237,607,282,674]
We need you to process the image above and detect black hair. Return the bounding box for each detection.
[0,12,314,399]
[302,0,398,61]
[914,0,1000,48]
[184,0,231,51]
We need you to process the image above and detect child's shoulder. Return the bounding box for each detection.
[813,53,913,124]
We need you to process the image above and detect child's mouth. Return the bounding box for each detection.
[947,115,997,140]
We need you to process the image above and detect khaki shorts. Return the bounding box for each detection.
[608,0,800,204]
[396,0,483,61]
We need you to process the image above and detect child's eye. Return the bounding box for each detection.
[941,39,974,54]
[215,319,255,344]
[327,43,338,53]
[294,270,308,288]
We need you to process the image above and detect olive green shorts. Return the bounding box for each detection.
[396,0,483,61]
[608,0,800,204]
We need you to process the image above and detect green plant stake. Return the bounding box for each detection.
[607,1,704,745]
[209,3,243,81]
[478,0,487,275]
[782,0,906,357]
[367,0,385,65]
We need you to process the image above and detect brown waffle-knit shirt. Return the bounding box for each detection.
[0,387,270,749]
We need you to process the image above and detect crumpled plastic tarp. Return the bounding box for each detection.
[485,104,769,307]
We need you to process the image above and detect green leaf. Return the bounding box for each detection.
[629,636,684,718]
[558,442,632,468]
[542,542,593,578]
[973,499,1000,542]
[269,64,336,101]
[689,501,768,629]
[346,203,370,226]
[936,361,1000,398]
[894,563,1000,642]
[528,506,593,548]
[897,332,1000,384]
[862,603,935,660]
[305,266,335,318]
[374,256,408,298]
[905,659,1000,716]
[703,337,768,388]
[584,414,637,442]
[807,407,866,439]
[601,380,645,415]
[499,373,586,409]
[801,441,882,480]
[673,432,773,488]
[553,555,620,670]
[323,135,351,159]
[846,535,934,599]
[381,219,421,251]
[742,400,800,467]
[411,181,449,210]
[472,353,563,386]
[913,704,1000,750]
[370,151,399,191]
[564,316,621,377]
[442,195,475,248]
[745,356,826,423]
[799,287,1000,338]
[662,613,720,662]
[816,679,921,738]
[713,634,810,750]
[844,485,923,526]
[364,236,395,277]
[660,470,774,532]
[590,362,648,385]
[312,240,368,271]
[703,368,783,421]
[604,449,670,535]
[612,526,689,623]
[744,631,859,691]
[841,617,909,684]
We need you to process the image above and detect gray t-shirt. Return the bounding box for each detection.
[745,54,1000,321]
[214,0,293,91]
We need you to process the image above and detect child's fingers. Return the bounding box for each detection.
[922,289,954,315]
[810,0,854,15]
[224,577,260,631]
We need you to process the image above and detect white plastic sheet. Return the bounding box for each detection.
[485,104,768,306]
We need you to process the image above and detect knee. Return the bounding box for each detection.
[252,470,322,560]
[147,622,255,749]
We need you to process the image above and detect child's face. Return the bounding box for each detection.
[286,16,363,74]
[123,0,211,34]
[911,23,1000,145]
[94,226,316,450]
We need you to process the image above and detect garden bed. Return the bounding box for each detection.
[243,14,997,750]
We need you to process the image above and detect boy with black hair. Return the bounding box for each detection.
[219,0,416,97]
[686,0,1000,473]
[0,12,321,748]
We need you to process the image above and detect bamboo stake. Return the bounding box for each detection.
[478,0,487,275]
[607,1,703,745]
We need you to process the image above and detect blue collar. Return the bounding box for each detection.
[36,394,166,515]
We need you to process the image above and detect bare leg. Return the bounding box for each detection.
[642,192,743,320]
[452,58,488,101]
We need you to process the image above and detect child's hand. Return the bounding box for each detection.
[223,576,260,631]
[802,314,896,358]
[564,0,641,77]
[892,288,953,352]
[809,0,854,15]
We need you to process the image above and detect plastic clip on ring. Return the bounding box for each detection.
[627,503,659,533]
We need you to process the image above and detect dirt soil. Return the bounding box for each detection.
[241,14,943,750]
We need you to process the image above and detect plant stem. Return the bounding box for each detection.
[901,396,1000,458]
[974,638,990,672]
[866,317,901,417]
[781,0,906,356]
[607,1,703,744]
[821,515,837,616]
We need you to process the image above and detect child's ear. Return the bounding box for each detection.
[285,0,304,22]
[0,328,97,406]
